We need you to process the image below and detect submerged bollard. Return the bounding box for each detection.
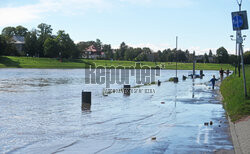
[124,85,131,95]
[82,91,91,110]
[182,75,187,80]
[200,70,203,76]
[158,80,161,86]
[173,77,178,83]
[200,70,204,79]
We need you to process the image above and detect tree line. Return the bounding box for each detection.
[0,23,78,58]
[0,23,249,64]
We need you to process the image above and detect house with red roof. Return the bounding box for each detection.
[82,45,105,59]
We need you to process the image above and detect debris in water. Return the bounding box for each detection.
[151,137,156,141]
[161,102,165,104]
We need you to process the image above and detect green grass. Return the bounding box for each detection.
[220,66,250,121]
[0,56,234,70]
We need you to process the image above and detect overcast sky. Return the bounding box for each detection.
[0,0,250,54]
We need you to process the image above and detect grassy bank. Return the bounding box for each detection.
[220,66,250,121]
[0,56,234,70]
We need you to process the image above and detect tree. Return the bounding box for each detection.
[177,50,187,62]
[0,35,7,55]
[95,39,102,51]
[25,30,38,56]
[216,47,229,63]
[204,53,209,63]
[102,44,113,60]
[15,26,28,36]
[37,23,53,57]
[37,23,52,37]
[244,51,250,64]
[124,47,135,61]
[1,27,16,38]
[55,30,78,58]
[0,35,18,56]
[119,42,128,60]
[209,50,213,57]
[44,38,59,58]
[229,55,238,65]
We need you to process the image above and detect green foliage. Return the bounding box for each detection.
[244,51,250,64]
[216,47,229,63]
[25,30,39,56]
[0,35,7,55]
[56,30,78,58]
[44,38,59,58]
[1,26,16,37]
[221,66,250,121]
[1,26,28,37]
[204,53,209,63]
[102,44,113,60]
[0,35,18,56]
[15,26,28,36]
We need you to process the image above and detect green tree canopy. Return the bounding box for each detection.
[44,38,59,58]
[216,47,229,63]
[25,30,38,56]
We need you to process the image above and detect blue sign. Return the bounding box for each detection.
[232,11,248,31]
[233,15,243,28]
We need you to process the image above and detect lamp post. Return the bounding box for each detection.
[173,36,179,83]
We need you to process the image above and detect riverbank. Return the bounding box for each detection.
[220,66,250,154]
[0,56,234,70]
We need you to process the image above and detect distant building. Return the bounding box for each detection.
[196,55,204,63]
[82,45,105,59]
[11,36,25,53]
[208,56,215,63]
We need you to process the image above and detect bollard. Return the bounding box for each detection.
[82,91,91,110]
[182,75,187,80]
[124,85,131,95]
[158,80,161,86]
[200,70,203,76]
[173,77,178,83]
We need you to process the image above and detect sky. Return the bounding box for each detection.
[0,0,250,55]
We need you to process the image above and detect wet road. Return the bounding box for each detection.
[0,69,233,153]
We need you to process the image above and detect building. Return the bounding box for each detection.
[82,45,105,59]
[11,36,25,53]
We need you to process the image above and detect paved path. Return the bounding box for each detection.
[229,116,250,154]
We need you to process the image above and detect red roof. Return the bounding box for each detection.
[86,45,97,52]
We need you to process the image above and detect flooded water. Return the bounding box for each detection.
[0,69,233,154]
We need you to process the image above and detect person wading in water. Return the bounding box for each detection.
[210,75,218,90]
[219,68,225,81]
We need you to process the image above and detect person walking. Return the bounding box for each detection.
[210,75,218,90]
[219,68,225,81]
[226,69,231,77]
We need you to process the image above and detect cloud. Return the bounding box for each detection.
[120,0,195,8]
[0,0,111,27]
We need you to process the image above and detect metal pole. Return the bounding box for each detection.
[193,51,195,76]
[176,36,178,78]
[236,0,247,97]
[238,42,241,77]
[240,42,247,97]
[235,40,237,75]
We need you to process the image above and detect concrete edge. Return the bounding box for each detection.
[228,116,243,154]
[217,83,243,154]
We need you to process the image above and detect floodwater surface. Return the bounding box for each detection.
[0,69,233,154]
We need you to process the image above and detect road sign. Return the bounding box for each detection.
[233,15,243,28]
[232,11,248,31]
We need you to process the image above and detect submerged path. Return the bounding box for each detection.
[0,69,234,153]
